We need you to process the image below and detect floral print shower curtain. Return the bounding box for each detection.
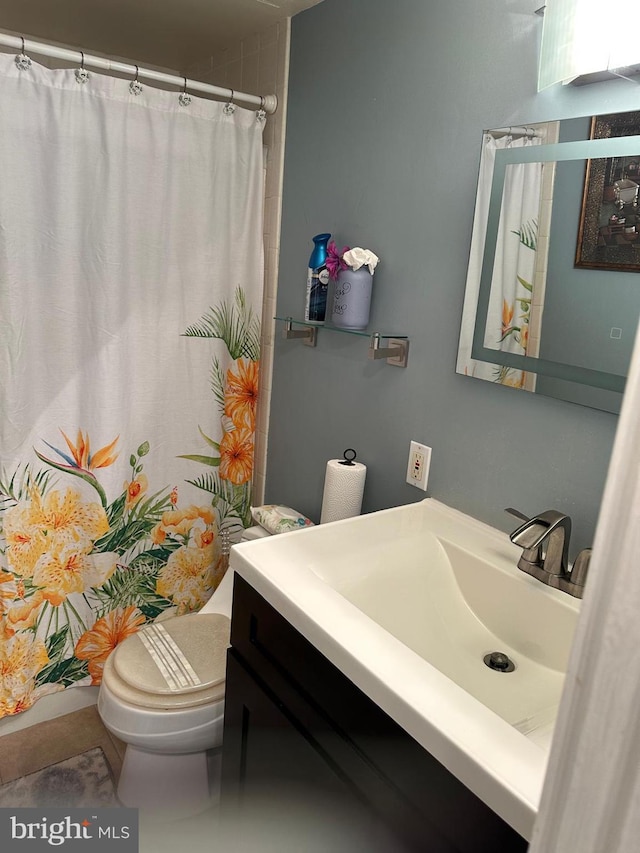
[0,53,264,717]
[457,133,542,387]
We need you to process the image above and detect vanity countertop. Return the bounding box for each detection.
[228,498,581,840]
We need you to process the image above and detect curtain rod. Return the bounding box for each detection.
[0,32,278,114]
[486,126,544,139]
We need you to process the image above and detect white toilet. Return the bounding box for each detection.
[97,525,269,816]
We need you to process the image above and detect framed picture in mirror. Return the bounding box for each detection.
[575,111,640,272]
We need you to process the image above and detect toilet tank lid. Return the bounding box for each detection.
[242,525,271,540]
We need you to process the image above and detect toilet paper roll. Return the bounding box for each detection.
[320,457,367,523]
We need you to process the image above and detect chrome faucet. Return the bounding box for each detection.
[505,508,590,599]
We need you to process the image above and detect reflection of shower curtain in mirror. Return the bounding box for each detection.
[457,133,542,388]
[0,54,264,718]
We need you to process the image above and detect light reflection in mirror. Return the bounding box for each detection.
[457,113,640,414]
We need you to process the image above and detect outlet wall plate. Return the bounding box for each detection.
[406,441,431,491]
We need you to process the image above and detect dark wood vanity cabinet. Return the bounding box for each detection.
[221,575,528,853]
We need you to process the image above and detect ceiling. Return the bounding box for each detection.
[0,0,324,73]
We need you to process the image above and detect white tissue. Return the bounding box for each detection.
[342,248,379,275]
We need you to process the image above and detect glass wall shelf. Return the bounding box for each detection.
[275,316,409,367]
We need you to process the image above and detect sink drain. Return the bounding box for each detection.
[484,651,515,672]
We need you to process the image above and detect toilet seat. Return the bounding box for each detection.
[103,613,230,711]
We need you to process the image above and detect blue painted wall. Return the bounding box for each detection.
[266,0,640,553]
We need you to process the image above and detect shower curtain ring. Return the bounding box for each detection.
[256,95,267,122]
[75,50,90,84]
[15,36,32,71]
[129,65,143,96]
[224,89,236,116]
[178,77,192,107]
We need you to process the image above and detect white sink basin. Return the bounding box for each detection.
[316,522,575,736]
[229,498,581,840]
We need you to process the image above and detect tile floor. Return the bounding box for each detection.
[0,705,125,786]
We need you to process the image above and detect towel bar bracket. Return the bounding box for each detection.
[368,334,409,367]
[282,318,317,347]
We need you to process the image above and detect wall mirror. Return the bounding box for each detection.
[457,110,640,414]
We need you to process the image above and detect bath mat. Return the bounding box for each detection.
[0,746,118,807]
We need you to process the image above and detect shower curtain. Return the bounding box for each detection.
[457,133,542,387]
[0,53,264,717]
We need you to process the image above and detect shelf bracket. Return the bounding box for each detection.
[282,317,317,347]
[368,334,409,367]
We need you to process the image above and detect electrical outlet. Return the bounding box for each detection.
[406,441,431,491]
